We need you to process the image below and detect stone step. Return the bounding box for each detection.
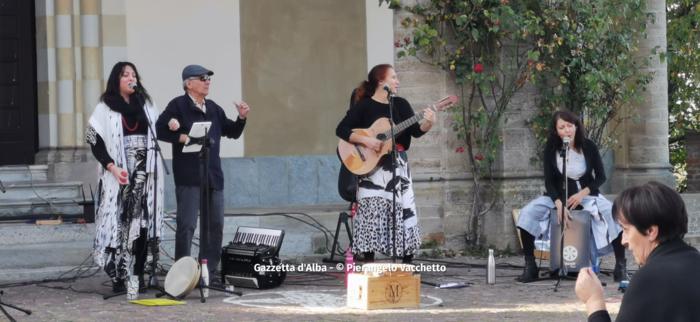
[0,198,84,218]
[0,165,49,182]
[0,223,95,282]
[0,266,101,284]
[0,181,84,202]
[0,241,94,270]
[0,222,94,245]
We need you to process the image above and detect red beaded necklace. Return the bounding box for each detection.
[122,116,139,132]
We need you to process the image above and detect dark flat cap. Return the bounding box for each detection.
[182,64,214,81]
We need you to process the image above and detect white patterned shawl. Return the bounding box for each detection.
[88,101,165,268]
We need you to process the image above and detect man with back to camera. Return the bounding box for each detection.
[156,64,250,276]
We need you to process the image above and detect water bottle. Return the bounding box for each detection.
[437,282,469,289]
[201,259,210,298]
[344,248,355,286]
[487,249,496,285]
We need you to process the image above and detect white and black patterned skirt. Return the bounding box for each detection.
[353,152,421,256]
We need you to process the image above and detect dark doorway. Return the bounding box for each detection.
[0,0,37,165]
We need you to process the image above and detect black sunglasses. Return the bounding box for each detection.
[191,75,211,82]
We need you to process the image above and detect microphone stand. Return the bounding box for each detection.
[554,140,569,292]
[143,97,169,291]
[386,89,398,262]
[0,290,31,322]
[196,127,242,302]
[198,127,211,302]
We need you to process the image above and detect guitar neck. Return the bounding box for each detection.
[378,106,435,141]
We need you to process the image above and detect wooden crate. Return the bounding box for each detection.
[535,248,550,260]
[346,264,420,310]
[512,209,550,260]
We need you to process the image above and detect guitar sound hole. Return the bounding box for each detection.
[376,134,386,141]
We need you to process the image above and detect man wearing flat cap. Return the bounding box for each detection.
[156,64,250,276]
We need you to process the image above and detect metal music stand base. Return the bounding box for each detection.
[518,267,606,289]
[322,203,354,264]
[196,272,243,303]
[0,290,31,322]
[103,277,171,300]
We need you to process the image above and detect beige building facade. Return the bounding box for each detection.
[34,0,395,158]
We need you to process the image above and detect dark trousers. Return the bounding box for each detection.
[132,228,148,276]
[174,185,224,274]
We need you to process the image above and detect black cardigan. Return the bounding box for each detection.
[543,138,605,203]
[588,239,700,322]
[155,94,245,190]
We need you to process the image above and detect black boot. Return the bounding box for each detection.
[402,254,413,264]
[614,258,628,282]
[516,255,538,282]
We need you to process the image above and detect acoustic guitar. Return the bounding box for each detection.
[338,95,458,175]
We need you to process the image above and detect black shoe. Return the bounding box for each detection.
[362,252,375,263]
[112,279,126,293]
[138,275,147,293]
[614,259,628,282]
[209,278,225,289]
[516,256,538,282]
[402,254,413,264]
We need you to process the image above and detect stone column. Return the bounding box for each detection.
[687,132,700,192]
[35,0,58,148]
[79,0,102,136]
[55,0,77,147]
[612,0,675,191]
[35,0,108,163]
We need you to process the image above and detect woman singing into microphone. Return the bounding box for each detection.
[335,64,436,263]
[516,110,626,282]
[85,61,164,293]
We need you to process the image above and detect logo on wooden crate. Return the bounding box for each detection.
[384,281,403,303]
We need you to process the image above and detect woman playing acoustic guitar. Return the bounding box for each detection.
[335,64,437,264]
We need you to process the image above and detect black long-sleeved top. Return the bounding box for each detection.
[89,108,148,170]
[543,138,605,203]
[155,94,245,190]
[335,96,426,150]
[588,239,700,322]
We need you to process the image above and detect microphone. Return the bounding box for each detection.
[562,137,571,149]
[383,84,391,93]
[128,82,139,91]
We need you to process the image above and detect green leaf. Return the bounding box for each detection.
[471,29,480,41]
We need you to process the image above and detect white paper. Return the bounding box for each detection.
[182,121,212,153]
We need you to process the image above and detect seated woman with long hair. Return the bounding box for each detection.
[516,110,626,282]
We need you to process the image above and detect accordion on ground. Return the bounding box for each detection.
[221,226,285,289]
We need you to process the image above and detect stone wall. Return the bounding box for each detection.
[683,193,700,238]
[686,132,700,192]
[391,3,548,251]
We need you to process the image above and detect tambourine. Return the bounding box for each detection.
[164,256,201,298]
